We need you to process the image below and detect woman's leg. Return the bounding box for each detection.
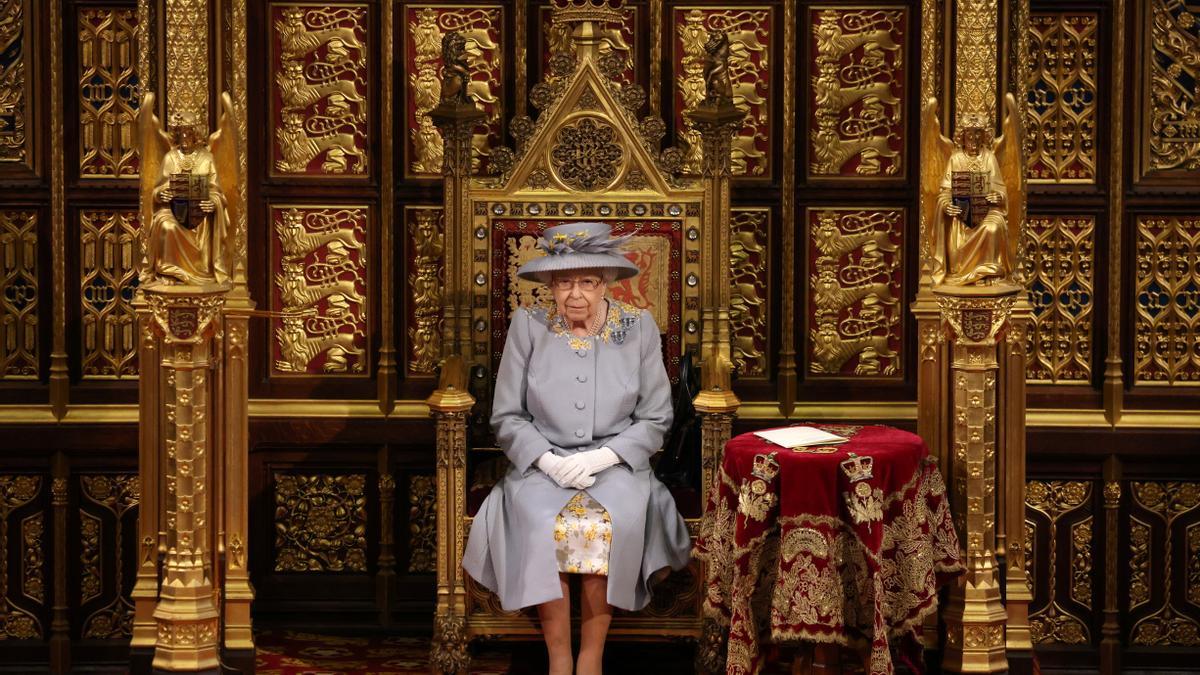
[577,574,613,675]
[537,574,573,675]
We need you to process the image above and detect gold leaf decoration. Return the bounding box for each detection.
[273,473,368,572]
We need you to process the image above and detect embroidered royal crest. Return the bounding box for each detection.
[843,481,884,530]
[737,452,780,522]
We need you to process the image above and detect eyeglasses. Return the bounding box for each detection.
[550,276,604,292]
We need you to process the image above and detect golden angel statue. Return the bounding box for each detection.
[921,93,1024,286]
[138,92,240,287]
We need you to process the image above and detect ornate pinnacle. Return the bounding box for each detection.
[550,0,624,26]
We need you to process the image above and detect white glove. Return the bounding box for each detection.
[535,451,595,489]
[560,447,622,479]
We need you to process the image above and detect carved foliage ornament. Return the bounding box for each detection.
[1025,480,1091,644]
[0,0,30,165]
[1021,216,1094,383]
[406,6,503,176]
[0,475,41,639]
[271,206,368,375]
[807,208,903,377]
[79,475,139,639]
[730,210,768,377]
[273,473,368,572]
[81,210,141,378]
[0,210,37,378]
[406,207,444,375]
[1134,217,1200,384]
[674,7,771,177]
[1130,482,1200,646]
[1025,13,1097,183]
[1145,0,1200,172]
[809,8,906,178]
[271,4,369,175]
[549,117,624,191]
[78,8,141,178]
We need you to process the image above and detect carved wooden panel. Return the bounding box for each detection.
[78,474,138,640]
[273,473,368,572]
[0,475,43,640]
[77,7,140,179]
[807,7,906,179]
[539,2,635,83]
[1134,216,1200,385]
[1128,482,1200,646]
[673,6,772,178]
[80,210,139,378]
[805,207,903,378]
[1026,480,1093,645]
[1022,215,1093,383]
[730,208,768,378]
[404,206,443,376]
[270,205,369,376]
[1026,13,1097,183]
[0,0,31,168]
[403,4,503,177]
[269,3,370,176]
[0,210,37,379]
[1141,0,1200,175]
[407,474,435,573]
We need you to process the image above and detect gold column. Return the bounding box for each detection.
[1001,301,1033,651]
[778,0,798,416]
[937,285,1017,673]
[164,0,209,123]
[131,302,161,654]
[428,357,474,675]
[146,286,226,671]
[1103,0,1126,425]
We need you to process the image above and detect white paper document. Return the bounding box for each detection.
[753,426,849,448]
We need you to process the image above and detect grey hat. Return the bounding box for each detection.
[515,222,640,282]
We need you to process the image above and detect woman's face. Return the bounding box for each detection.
[549,268,607,324]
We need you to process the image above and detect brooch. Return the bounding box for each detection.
[737,452,780,522]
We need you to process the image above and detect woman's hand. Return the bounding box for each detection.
[561,447,621,478]
[536,452,595,489]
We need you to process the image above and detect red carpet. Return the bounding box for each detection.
[255,631,512,674]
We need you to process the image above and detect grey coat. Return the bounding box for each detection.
[462,300,692,611]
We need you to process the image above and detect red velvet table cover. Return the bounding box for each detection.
[694,425,963,675]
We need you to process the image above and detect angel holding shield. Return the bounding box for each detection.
[921,93,1024,287]
[139,93,240,287]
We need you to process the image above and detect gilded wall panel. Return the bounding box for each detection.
[408,474,435,573]
[78,474,139,639]
[805,208,903,378]
[273,473,368,572]
[1134,217,1200,384]
[0,210,37,379]
[539,2,635,83]
[80,210,139,378]
[405,206,443,376]
[730,209,768,378]
[404,5,503,177]
[1129,482,1200,646]
[1026,480,1091,645]
[807,7,906,178]
[0,0,31,167]
[1143,0,1200,173]
[673,7,771,178]
[270,205,369,375]
[270,4,370,176]
[1022,216,1093,383]
[1025,13,1097,183]
[77,8,140,179]
[0,475,42,640]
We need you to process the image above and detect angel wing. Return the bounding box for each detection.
[137,93,172,282]
[992,92,1025,281]
[208,92,241,283]
[920,97,955,284]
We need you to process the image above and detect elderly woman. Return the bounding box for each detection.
[463,222,692,675]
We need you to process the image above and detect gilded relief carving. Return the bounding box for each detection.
[1145,0,1200,172]
[550,117,624,191]
[0,0,29,165]
[1022,216,1094,383]
[80,475,139,639]
[730,209,768,378]
[1024,517,1036,592]
[1026,14,1097,182]
[1188,523,1200,608]
[408,474,436,573]
[954,0,998,125]
[1134,217,1200,384]
[1026,480,1091,644]
[405,6,503,176]
[81,210,140,378]
[271,4,369,175]
[164,0,208,122]
[78,8,140,178]
[273,473,368,572]
[1131,482,1200,646]
[540,3,635,83]
[0,210,37,378]
[674,7,771,177]
[0,475,41,639]
[807,208,902,377]
[406,207,443,375]
[809,8,905,177]
[271,206,368,375]
[20,512,42,605]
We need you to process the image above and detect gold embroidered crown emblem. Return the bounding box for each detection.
[751,452,780,482]
[839,452,873,482]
